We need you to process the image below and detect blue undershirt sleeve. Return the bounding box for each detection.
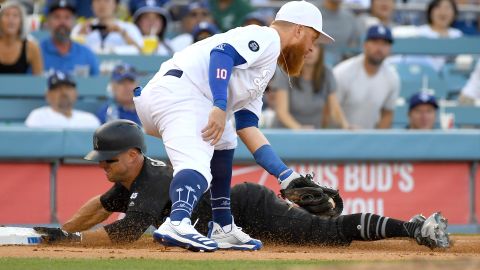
[209,43,247,111]
[234,109,258,130]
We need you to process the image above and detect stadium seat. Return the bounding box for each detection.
[391,37,480,56]
[392,62,447,99]
[440,64,470,99]
[97,54,168,75]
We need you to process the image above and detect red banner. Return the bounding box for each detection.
[0,162,472,225]
[476,166,480,221]
[0,163,50,224]
[231,162,471,224]
[57,165,120,224]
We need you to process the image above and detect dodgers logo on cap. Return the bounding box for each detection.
[249,41,259,52]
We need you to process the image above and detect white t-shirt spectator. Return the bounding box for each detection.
[170,33,193,52]
[25,107,100,128]
[71,19,144,54]
[461,60,480,99]
[334,54,400,129]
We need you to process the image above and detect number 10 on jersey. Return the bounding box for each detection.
[216,68,228,79]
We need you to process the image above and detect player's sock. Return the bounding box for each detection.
[169,169,208,222]
[340,213,423,241]
[210,149,234,227]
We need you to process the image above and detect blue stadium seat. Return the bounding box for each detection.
[392,63,447,99]
[392,37,480,56]
[440,63,470,99]
[97,54,168,75]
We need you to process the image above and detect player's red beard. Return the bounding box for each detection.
[277,42,306,76]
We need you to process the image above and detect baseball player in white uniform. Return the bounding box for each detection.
[133,1,334,252]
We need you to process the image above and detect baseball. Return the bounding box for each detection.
[329,198,335,208]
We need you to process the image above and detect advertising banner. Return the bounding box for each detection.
[231,162,471,224]
[0,163,50,223]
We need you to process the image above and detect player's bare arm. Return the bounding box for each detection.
[236,126,269,153]
[62,195,111,233]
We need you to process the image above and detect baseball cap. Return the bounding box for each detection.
[85,120,146,162]
[274,0,334,44]
[111,63,137,82]
[48,0,76,14]
[366,24,394,43]
[132,0,169,23]
[192,21,219,42]
[47,71,76,90]
[243,11,268,26]
[409,92,439,111]
[187,0,210,13]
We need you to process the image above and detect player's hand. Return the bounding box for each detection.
[34,227,81,244]
[202,106,226,145]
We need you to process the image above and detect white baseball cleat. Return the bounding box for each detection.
[153,217,218,252]
[207,217,262,251]
[413,212,450,249]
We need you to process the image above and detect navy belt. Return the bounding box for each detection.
[164,69,183,78]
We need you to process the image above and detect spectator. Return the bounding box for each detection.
[419,0,460,37]
[416,0,462,70]
[170,1,213,52]
[191,21,219,43]
[0,1,43,75]
[407,92,438,130]
[319,0,362,64]
[25,71,100,128]
[270,43,350,129]
[358,0,397,33]
[334,25,400,129]
[41,0,100,76]
[459,60,480,105]
[96,63,141,125]
[391,0,462,71]
[242,11,268,27]
[71,0,144,54]
[45,0,94,18]
[453,11,480,36]
[132,0,173,56]
[208,0,253,32]
[129,0,169,16]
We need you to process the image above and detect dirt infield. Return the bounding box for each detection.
[1,235,479,262]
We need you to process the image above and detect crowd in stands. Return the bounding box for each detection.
[0,0,479,131]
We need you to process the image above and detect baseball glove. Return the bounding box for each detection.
[280,174,343,217]
[33,227,81,243]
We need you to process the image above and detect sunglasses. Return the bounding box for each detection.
[104,159,119,164]
[189,11,209,17]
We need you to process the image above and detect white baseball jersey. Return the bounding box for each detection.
[171,25,281,118]
[134,25,281,183]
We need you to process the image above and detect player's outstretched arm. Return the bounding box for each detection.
[235,110,301,188]
[62,195,112,233]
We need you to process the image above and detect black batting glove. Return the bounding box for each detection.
[33,227,81,243]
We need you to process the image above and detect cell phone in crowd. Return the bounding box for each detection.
[91,24,107,31]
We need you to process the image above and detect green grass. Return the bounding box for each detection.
[0,258,345,270]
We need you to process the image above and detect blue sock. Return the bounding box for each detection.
[169,169,208,222]
[210,149,234,227]
[253,144,293,181]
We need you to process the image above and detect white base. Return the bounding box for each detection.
[0,227,42,245]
